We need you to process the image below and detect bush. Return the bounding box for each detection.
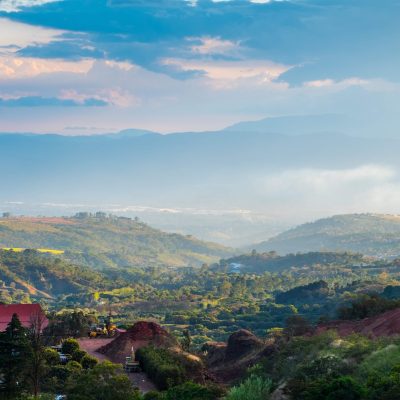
[165,382,220,400]
[65,361,141,400]
[62,338,80,355]
[136,346,186,390]
[43,348,60,366]
[225,375,272,400]
[143,391,164,400]
[357,344,400,380]
[338,294,400,320]
[302,376,366,400]
[66,360,83,372]
[72,349,87,363]
[81,354,98,369]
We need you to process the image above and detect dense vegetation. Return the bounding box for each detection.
[258,330,400,400]
[256,213,400,258]
[0,214,232,269]
[0,315,141,400]
[136,346,187,390]
[4,247,400,344]
[4,218,400,399]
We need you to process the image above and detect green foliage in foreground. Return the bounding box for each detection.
[255,330,400,400]
[0,315,140,400]
[164,382,223,400]
[65,361,140,400]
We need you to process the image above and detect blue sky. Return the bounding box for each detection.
[0,0,399,134]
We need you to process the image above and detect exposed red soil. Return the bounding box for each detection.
[77,338,114,362]
[204,329,274,383]
[316,307,400,337]
[98,321,178,364]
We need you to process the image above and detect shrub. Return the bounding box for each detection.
[225,375,272,400]
[357,344,400,380]
[143,391,164,400]
[302,376,366,400]
[72,349,87,363]
[136,346,186,390]
[62,338,80,355]
[165,382,221,400]
[81,354,98,369]
[66,360,83,372]
[43,348,60,366]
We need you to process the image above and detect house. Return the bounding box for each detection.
[0,303,49,332]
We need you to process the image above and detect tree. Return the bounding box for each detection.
[181,329,192,352]
[284,315,312,337]
[62,338,80,355]
[72,349,87,363]
[27,310,48,397]
[302,376,366,400]
[66,361,141,400]
[0,314,30,399]
[81,354,98,369]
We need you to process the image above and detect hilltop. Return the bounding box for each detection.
[0,214,233,269]
[255,214,400,258]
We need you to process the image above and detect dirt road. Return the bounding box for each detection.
[78,338,156,393]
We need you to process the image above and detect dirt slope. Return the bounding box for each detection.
[316,307,400,337]
[204,329,275,382]
[98,321,178,363]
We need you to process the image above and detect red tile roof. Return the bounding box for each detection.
[0,303,49,332]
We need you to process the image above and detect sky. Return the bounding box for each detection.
[0,0,399,134]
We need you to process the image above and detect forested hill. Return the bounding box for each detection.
[0,250,114,302]
[255,214,400,258]
[0,214,233,269]
[217,251,367,273]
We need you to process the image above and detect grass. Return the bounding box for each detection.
[2,247,65,255]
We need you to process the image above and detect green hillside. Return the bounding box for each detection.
[0,250,115,302]
[0,213,233,269]
[256,214,400,258]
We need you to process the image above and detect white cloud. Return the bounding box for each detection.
[0,18,62,49]
[262,165,395,193]
[104,60,135,71]
[188,36,239,56]
[0,55,94,79]
[303,77,369,89]
[0,0,59,12]
[162,58,291,87]
[251,165,400,218]
[59,87,139,107]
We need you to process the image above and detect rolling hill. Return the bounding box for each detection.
[0,214,233,269]
[255,214,400,258]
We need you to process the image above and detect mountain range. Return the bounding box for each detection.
[2,114,400,246]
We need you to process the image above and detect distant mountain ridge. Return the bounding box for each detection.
[2,114,400,246]
[255,214,400,258]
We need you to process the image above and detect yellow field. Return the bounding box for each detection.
[2,247,64,255]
